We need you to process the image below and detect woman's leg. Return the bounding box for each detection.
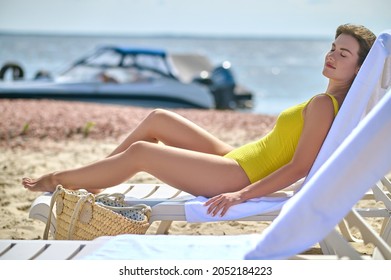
[23,141,250,197]
[107,109,233,157]
[23,109,238,194]
[132,142,250,197]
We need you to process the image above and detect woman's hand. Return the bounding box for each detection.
[204,191,245,217]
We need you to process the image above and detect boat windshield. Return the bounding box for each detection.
[57,49,174,83]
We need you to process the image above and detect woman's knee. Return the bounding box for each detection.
[144,109,172,128]
[124,141,156,167]
[125,140,149,155]
[146,108,171,123]
[137,109,171,142]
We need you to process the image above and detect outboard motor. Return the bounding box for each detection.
[209,61,236,109]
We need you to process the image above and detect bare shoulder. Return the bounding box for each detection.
[305,94,335,118]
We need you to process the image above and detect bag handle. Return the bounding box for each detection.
[43,185,62,239]
[43,185,90,239]
[67,192,94,239]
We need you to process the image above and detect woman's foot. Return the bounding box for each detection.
[22,173,104,194]
[22,173,59,192]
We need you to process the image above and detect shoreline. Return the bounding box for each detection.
[0,99,276,149]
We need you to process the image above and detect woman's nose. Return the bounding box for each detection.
[327,51,335,61]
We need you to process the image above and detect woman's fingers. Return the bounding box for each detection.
[205,196,230,217]
[206,198,222,215]
[204,194,222,205]
[205,192,243,217]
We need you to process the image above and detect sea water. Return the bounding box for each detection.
[0,33,332,115]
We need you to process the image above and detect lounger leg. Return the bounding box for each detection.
[338,219,362,243]
[155,221,173,234]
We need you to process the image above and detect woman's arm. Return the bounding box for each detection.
[205,94,336,216]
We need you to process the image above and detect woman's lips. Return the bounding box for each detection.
[326,63,336,69]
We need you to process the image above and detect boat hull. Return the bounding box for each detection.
[0,80,215,109]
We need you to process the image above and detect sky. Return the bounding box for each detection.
[0,0,390,38]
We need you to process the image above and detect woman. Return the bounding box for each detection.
[23,24,376,217]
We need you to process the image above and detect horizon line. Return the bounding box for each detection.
[0,30,331,41]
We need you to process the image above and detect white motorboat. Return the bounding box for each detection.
[0,46,253,109]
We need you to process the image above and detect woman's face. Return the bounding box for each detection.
[322,33,361,84]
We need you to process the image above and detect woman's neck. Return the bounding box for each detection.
[325,80,352,105]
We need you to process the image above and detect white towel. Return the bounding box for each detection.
[184,181,302,222]
[185,196,288,222]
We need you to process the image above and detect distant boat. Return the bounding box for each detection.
[0,46,253,110]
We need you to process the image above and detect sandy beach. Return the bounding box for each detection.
[0,99,383,255]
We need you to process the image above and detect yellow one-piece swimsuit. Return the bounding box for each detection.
[224,93,339,183]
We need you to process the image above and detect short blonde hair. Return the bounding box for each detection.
[336,24,376,66]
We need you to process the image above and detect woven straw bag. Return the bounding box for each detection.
[43,185,151,240]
